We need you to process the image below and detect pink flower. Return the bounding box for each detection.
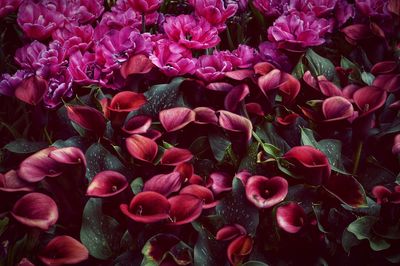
[245,175,288,208]
[68,51,108,86]
[149,39,197,76]
[276,202,307,233]
[163,14,220,50]
[268,11,333,52]
[17,1,65,40]
[0,70,29,97]
[126,0,162,14]
[195,53,233,82]
[253,0,288,17]
[192,0,238,31]
[0,0,22,18]
[232,45,261,69]
[43,69,73,108]
[52,24,94,55]
[15,40,47,73]
[64,0,104,24]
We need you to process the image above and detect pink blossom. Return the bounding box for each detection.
[232,44,261,69]
[253,0,288,17]
[0,70,30,97]
[43,69,73,108]
[52,24,94,55]
[126,0,162,14]
[195,52,233,82]
[192,0,238,31]
[163,14,220,50]
[0,0,22,18]
[15,41,47,73]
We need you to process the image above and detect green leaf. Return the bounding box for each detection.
[342,229,361,253]
[52,136,90,150]
[189,136,210,158]
[255,122,290,153]
[80,198,123,260]
[347,216,390,251]
[305,49,337,81]
[361,71,375,85]
[340,56,362,82]
[208,129,232,162]
[292,55,306,79]
[130,177,143,195]
[133,77,185,117]
[216,178,259,235]
[85,143,130,181]
[238,141,260,173]
[4,139,47,154]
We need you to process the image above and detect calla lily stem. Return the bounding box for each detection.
[352,141,363,175]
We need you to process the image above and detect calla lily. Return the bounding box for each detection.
[276,113,300,126]
[322,96,354,122]
[283,146,331,185]
[107,91,147,127]
[210,172,232,195]
[373,74,400,92]
[245,175,288,208]
[38,235,89,266]
[168,194,203,225]
[276,202,307,234]
[372,185,400,204]
[143,172,182,197]
[0,170,34,192]
[17,147,62,182]
[120,54,154,79]
[216,224,246,241]
[126,134,158,163]
[371,61,397,75]
[218,110,253,141]
[15,76,48,105]
[66,105,106,136]
[48,147,86,166]
[174,163,194,182]
[245,103,265,116]
[159,107,196,132]
[279,73,300,104]
[235,170,252,185]
[193,107,218,124]
[224,84,250,112]
[180,184,219,209]
[161,147,193,166]
[11,192,58,230]
[258,69,282,94]
[341,24,371,44]
[227,235,253,265]
[87,170,129,198]
[353,86,387,115]
[318,78,343,97]
[392,134,400,155]
[120,191,170,223]
[122,115,152,135]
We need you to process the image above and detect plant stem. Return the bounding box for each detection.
[142,13,146,33]
[352,141,363,175]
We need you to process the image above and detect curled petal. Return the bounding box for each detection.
[141,129,162,140]
[225,70,254,80]
[48,147,86,166]
[18,147,62,182]
[168,194,203,225]
[303,71,318,90]
[371,61,397,75]
[318,79,343,97]
[276,202,306,234]
[254,62,275,75]
[341,24,371,43]
[120,54,154,79]
[122,115,152,135]
[120,191,170,223]
[373,74,400,92]
[258,69,282,95]
[224,84,250,112]
[11,192,58,230]
[322,96,354,122]
[353,86,387,115]
[160,107,196,132]
[126,135,158,163]
[87,170,128,198]
[279,73,300,104]
[218,110,253,141]
[206,82,234,92]
[392,134,400,155]
[245,176,288,208]
[210,171,232,195]
[108,91,147,113]
[17,258,35,266]
[38,236,89,266]
[227,235,253,265]
[161,147,193,166]
[66,105,106,136]
[193,107,218,124]
[143,172,182,197]
[216,224,247,241]
[276,113,299,126]
[180,184,218,209]
[245,103,264,116]
[0,170,35,192]
[15,76,48,105]
[174,163,194,182]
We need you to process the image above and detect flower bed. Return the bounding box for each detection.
[0,0,400,265]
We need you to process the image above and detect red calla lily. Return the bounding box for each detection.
[87,170,128,198]
[216,224,246,241]
[371,61,397,75]
[120,191,170,223]
[283,146,331,185]
[161,147,193,166]
[126,134,158,163]
[279,73,300,104]
[11,192,58,230]
[210,171,232,195]
[318,78,343,97]
[159,107,196,132]
[120,54,154,79]
[17,147,63,182]
[322,96,354,122]
[341,24,371,44]
[245,103,264,116]
[168,194,203,225]
[193,107,218,124]
[180,184,218,208]
[276,202,307,234]
[227,235,253,265]
[107,91,147,127]
[372,185,400,204]
[218,110,253,141]
[38,235,89,266]
[225,69,254,80]
[276,113,300,126]
[0,170,35,192]
[245,175,288,208]
[392,134,400,154]
[324,174,367,207]
[48,147,86,166]
[15,76,48,105]
[353,86,387,115]
[122,115,152,135]
[143,172,182,197]
[174,163,194,182]
[66,105,106,136]
[258,68,282,94]
[224,84,250,112]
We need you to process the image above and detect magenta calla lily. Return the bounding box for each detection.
[159,107,196,132]
[193,107,218,124]
[227,235,253,265]
[66,105,106,136]
[120,54,154,79]
[245,175,288,208]
[276,202,307,234]
[143,172,182,197]
[87,170,128,198]
[0,170,34,192]
[11,192,58,230]
[126,134,158,163]
[168,194,203,225]
[120,191,171,223]
[180,184,219,209]
[283,146,331,185]
[372,185,400,204]
[15,76,48,106]
[17,147,62,182]
[174,163,194,182]
[107,91,147,127]
[161,147,193,166]
[224,84,250,112]
[48,147,86,166]
[216,224,246,241]
[210,171,232,195]
[122,115,152,135]
[218,110,253,141]
[38,235,89,266]
[322,96,354,122]
[353,86,387,115]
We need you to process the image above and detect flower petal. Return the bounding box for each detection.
[48,147,86,166]
[143,172,182,197]
[180,184,218,209]
[245,175,288,208]
[15,76,48,105]
[218,110,253,141]
[161,147,193,166]
[122,115,152,135]
[66,105,106,136]
[193,107,218,124]
[87,170,128,198]
[126,134,158,163]
[322,96,354,122]
[120,54,154,79]
[227,235,253,265]
[160,107,196,132]
[0,170,35,192]
[224,84,250,112]
[168,194,203,225]
[276,202,306,234]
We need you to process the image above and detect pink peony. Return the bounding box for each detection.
[253,0,288,17]
[0,0,22,18]
[163,14,220,50]
[192,0,238,31]
[195,52,233,82]
[126,0,162,14]
[52,24,94,55]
